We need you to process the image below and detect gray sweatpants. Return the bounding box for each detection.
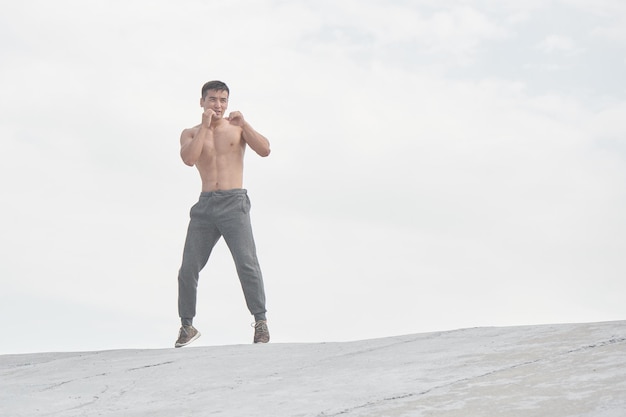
[178,189,267,325]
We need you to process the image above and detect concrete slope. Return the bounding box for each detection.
[1,321,625,416]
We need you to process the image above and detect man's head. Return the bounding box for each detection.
[200,80,230,118]
[201,80,229,99]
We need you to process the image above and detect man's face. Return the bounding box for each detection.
[200,89,229,118]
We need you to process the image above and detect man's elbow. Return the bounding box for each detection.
[259,147,271,157]
[181,153,197,166]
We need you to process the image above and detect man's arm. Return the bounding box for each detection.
[228,111,271,157]
[180,128,206,166]
[180,109,214,166]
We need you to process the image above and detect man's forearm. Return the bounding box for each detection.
[242,122,271,157]
[180,129,207,166]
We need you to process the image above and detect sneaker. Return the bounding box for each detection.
[175,325,201,348]
[253,320,270,344]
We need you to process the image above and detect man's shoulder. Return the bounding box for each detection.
[181,125,201,138]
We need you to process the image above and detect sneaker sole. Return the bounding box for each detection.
[175,331,201,348]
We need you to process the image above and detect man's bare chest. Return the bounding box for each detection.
[196,127,243,156]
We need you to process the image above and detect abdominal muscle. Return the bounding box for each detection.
[196,148,245,192]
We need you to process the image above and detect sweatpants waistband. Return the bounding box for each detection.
[199,189,248,198]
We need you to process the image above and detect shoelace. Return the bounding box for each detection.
[179,325,193,337]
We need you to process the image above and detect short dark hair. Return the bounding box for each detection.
[201,80,229,98]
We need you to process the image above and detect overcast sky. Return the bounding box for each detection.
[1,0,625,354]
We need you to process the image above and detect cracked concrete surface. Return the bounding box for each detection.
[1,321,625,416]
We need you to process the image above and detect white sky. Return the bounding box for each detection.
[1,0,625,354]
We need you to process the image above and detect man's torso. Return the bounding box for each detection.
[188,121,246,192]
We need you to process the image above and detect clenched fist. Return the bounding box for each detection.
[226,111,245,127]
[202,109,216,128]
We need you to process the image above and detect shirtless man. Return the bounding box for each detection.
[175,80,271,348]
